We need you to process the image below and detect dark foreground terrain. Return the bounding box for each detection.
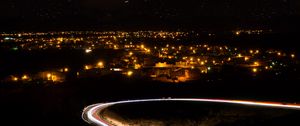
[1,75,300,126]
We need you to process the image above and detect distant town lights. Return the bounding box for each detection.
[2,31,297,84]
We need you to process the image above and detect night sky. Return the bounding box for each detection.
[0,0,299,31]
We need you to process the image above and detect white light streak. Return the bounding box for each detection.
[82,98,300,126]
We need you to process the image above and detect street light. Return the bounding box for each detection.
[252,68,258,73]
[127,71,133,76]
[22,75,28,80]
[291,54,295,58]
[97,62,104,68]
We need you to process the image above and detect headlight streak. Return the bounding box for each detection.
[82,98,300,126]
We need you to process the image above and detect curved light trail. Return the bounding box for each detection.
[82,98,300,126]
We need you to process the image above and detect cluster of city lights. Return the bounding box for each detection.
[1,31,297,84]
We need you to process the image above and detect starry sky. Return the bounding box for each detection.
[0,0,299,31]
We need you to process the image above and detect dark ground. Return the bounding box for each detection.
[1,73,300,126]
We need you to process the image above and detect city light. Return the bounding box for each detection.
[265,66,269,70]
[255,50,259,54]
[127,71,133,76]
[228,57,231,61]
[85,49,92,53]
[201,61,205,65]
[22,75,28,80]
[47,73,52,79]
[97,62,104,68]
[64,68,69,72]
[250,50,254,54]
[12,77,18,81]
[252,68,258,73]
[111,68,123,71]
[134,64,141,69]
[253,61,260,66]
[113,45,118,50]
[244,56,250,61]
[85,65,91,70]
[51,75,58,82]
[45,73,59,82]
[190,57,194,61]
[129,52,133,56]
[277,52,281,56]
[291,54,295,58]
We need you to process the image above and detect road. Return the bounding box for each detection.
[82,98,300,126]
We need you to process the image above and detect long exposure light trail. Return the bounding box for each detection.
[82,98,300,126]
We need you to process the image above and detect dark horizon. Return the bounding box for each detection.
[1,0,300,32]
